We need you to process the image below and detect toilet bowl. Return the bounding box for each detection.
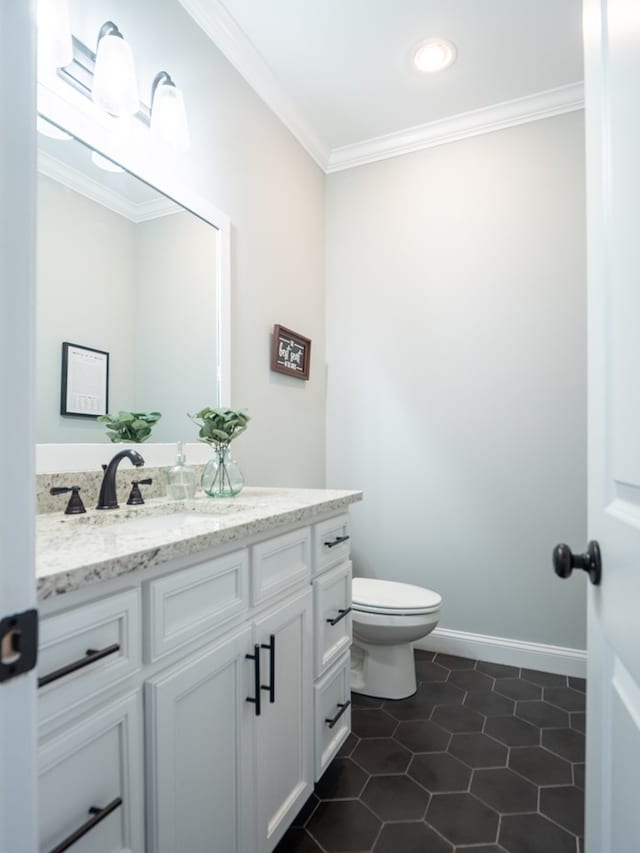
[350,578,442,700]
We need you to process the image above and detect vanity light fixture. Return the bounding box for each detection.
[90,151,125,173]
[91,21,140,117]
[414,38,457,73]
[150,72,190,153]
[37,0,73,70]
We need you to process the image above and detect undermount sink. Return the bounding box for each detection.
[106,512,216,536]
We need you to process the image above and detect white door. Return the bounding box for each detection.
[583,2,640,851]
[145,625,254,853]
[254,588,313,853]
[0,2,38,853]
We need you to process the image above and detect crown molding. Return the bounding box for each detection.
[37,151,181,222]
[178,0,331,169]
[327,82,585,173]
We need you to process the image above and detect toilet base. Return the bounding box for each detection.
[350,640,418,700]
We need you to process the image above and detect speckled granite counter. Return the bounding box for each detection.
[37,487,362,600]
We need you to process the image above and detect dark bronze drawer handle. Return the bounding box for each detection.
[261,634,276,704]
[325,700,351,729]
[48,797,122,853]
[38,643,121,689]
[326,607,352,627]
[246,644,261,716]
[324,534,350,549]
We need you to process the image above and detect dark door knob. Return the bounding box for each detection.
[553,541,602,586]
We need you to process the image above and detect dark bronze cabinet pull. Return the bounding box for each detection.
[261,634,276,704]
[246,644,261,716]
[38,643,120,688]
[324,534,350,549]
[325,700,351,729]
[47,797,122,853]
[326,607,352,626]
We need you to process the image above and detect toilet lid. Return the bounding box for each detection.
[352,578,442,615]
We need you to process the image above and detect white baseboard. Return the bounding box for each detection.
[415,627,587,678]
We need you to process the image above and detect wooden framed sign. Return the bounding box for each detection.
[271,325,311,380]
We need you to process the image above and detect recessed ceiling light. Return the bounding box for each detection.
[91,151,124,173]
[414,38,457,73]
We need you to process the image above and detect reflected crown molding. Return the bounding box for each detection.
[37,150,181,222]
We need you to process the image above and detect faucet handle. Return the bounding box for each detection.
[50,486,86,515]
[127,478,153,506]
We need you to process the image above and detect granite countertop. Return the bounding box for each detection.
[37,486,362,600]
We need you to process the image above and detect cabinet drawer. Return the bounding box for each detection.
[145,548,249,663]
[38,691,144,853]
[313,515,351,575]
[314,561,352,678]
[251,527,311,607]
[38,589,141,730]
[314,653,351,781]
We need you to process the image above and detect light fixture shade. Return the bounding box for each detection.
[37,0,73,69]
[92,25,139,117]
[151,77,190,153]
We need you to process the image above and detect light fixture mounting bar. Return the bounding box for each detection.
[57,35,151,125]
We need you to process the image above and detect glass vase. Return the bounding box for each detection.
[201,444,244,497]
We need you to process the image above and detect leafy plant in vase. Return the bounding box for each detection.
[189,407,250,497]
[98,411,162,443]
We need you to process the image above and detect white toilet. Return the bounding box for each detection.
[350,578,442,700]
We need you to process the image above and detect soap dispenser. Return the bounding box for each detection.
[166,442,197,499]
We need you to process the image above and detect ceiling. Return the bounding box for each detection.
[180,0,584,171]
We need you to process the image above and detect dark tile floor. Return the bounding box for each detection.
[276,651,586,853]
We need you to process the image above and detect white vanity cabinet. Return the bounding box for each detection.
[36,501,356,853]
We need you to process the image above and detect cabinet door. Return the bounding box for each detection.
[253,588,313,853]
[145,625,254,853]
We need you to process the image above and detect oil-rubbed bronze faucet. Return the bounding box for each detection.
[96,449,145,509]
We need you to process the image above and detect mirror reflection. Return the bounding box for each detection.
[36,122,218,444]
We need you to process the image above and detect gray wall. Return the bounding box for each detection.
[68,0,327,486]
[326,112,587,649]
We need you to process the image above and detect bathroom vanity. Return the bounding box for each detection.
[36,487,361,853]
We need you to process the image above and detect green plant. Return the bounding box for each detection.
[189,406,250,446]
[97,411,162,443]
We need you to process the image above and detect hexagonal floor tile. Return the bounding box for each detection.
[394,719,450,752]
[494,678,542,701]
[476,660,520,678]
[361,774,430,821]
[508,746,573,786]
[408,751,472,792]
[499,812,576,853]
[373,821,452,853]
[471,768,538,813]
[426,792,499,845]
[571,712,586,733]
[569,676,587,693]
[336,732,359,758]
[382,692,436,721]
[290,793,319,828]
[351,709,397,738]
[416,681,466,706]
[448,733,508,768]
[464,690,515,717]
[431,704,484,733]
[448,669,495,693]
[484,715,540,747]
[352,737,411,774]
[314,758,368,800]
[414,649,434,661]
[540,785,585,835]
[307,800,381,853]
[542,728,585,763]
[434,653,477,670]
[415,659,450,682]
[520,668,568,687]
[574,763,585,790]
[516,700,569,729]
[274,828,324,853]
[544,686,586,712]
[351,692,382,709]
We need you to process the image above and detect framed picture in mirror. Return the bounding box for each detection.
[60,341,109,418]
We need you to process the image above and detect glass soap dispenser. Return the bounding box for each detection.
[166,441,197,499]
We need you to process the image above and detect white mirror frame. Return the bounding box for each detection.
[36,71,231,473]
